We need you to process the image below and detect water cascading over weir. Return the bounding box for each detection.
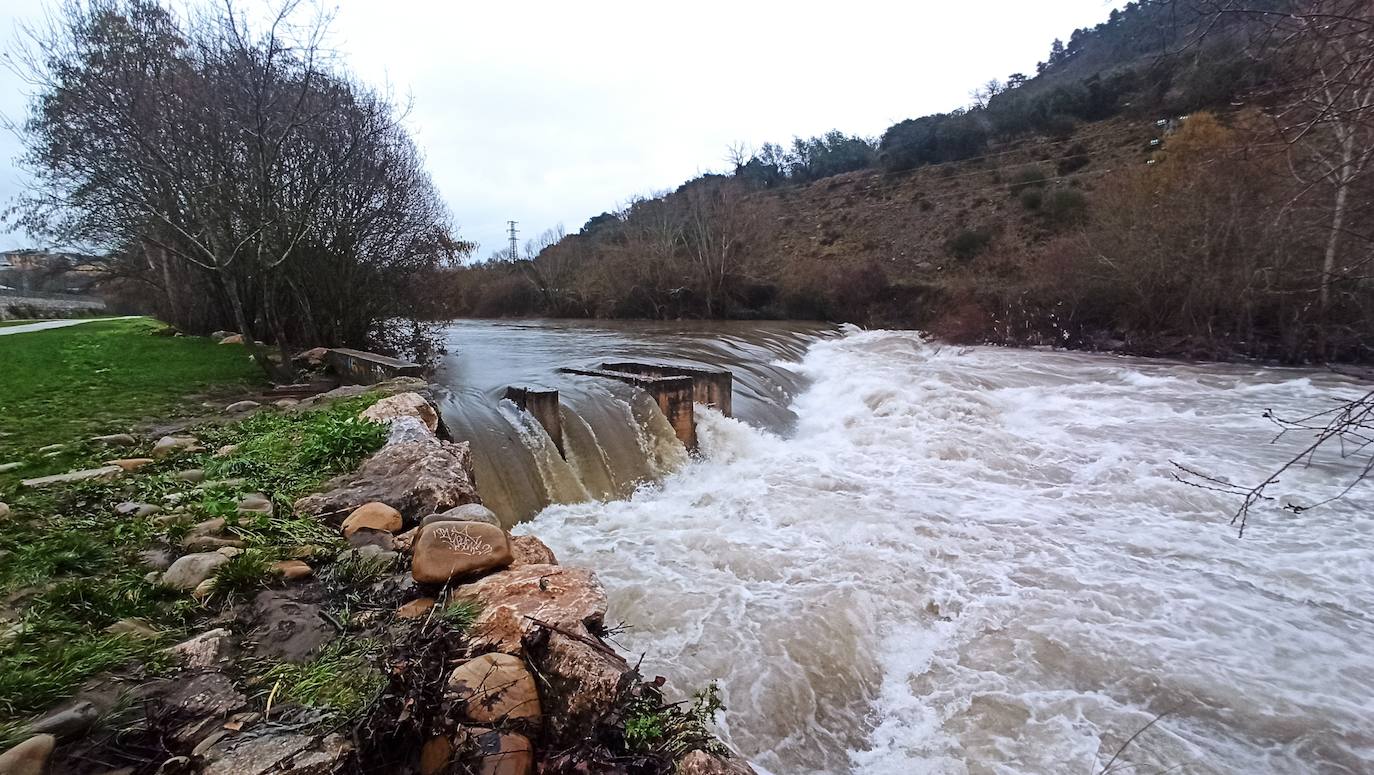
[507,362,734,454]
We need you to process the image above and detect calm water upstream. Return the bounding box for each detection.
[434,320,1374,775]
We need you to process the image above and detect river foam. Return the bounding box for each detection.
[523,329,1374,774]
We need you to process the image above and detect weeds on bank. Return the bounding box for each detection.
[623,685,728,759]
[440,600,481,631]
[255,639,384,720]
[198,397,386,500]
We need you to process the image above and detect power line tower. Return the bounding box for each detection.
[507,220,519,261]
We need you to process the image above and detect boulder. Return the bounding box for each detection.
[423,503,502,528]
[296,435,479,523]
[164,628,232,669]
[21,465,123,489]
[105,458,155,472]
[237,494,273,517]
[0,734,55,775]
[452,564,608,654]
[396,598,435,619]
[535,631,631,737]
[224,400,260,414]
[174,469,206,482]
[466,728,534,775]
[411,521,513,585]
[91,433,137,447]
[199,731,349,775]
[116,501,161,518]
[393,526,419,552]
[29,700,100,740]
[510,535,558,567]
[0,502,9,521]
[271,560,312,581]
[37,443,64,454]
[248,591,335,662]
[341,502,403,537]
[293,347,330,368]
[359,392,439,433]
[210,330,234,342]
[215,444,240,457]
[447,652,541,724]
[0,462,22,473]
[347,527,396,551]
[676,750,759,775]
[419,736,453,775]
[273,398,300,408]
[152,435,201,458]
[218,334,244,345]
[184,535,245,552]
[162,551,230,590]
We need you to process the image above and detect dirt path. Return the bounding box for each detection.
[0,316,140,336]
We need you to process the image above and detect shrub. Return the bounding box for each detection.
[1041,188,1089,228]
[1019,189,1044,211]
[1057,143,1091,175]
[1008,167,1050,195]
[945,228,995,260]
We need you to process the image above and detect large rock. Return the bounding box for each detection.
[535,631,631,737]
[0,462,23,473]
[164,628,233,670]
[447,652,541,724]
[466,728,534,775]
[0,734,55,775]
[105,458,155,472]
[162,552,230,590]
[218,334,244,345]
[510,535,558,567]
[359,392,440,433]
[295,434,479,522]
[341,502,403,537]
[90,433,137,447]
[117,501,161,518]
[0,502,9,521]
[410,521,512,585]
[248,591,335,662]
[452,564,608,654]
[199,731,349,775]
[676,750,759,775]
[152,435,201,458]
[29,700,100,739]
[423,503,501,528]
[21,465,123,488]
[224,400,260,414]
[293,347,330,368]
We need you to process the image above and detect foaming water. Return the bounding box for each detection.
[524,329,1374,775]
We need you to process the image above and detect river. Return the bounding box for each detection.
[433,320,1373,775]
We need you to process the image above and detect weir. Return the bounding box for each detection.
[326,347,424,385]
[503,386,564,455]
[560,368,697,450]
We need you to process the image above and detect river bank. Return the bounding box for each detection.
[0,322,752,774]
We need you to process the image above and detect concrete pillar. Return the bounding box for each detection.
[645,376,697,451]
[599,362,733,416]
[504,387,564,457]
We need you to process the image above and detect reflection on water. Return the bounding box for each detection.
[431,319,836,522]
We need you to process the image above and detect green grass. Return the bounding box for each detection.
[0,360,390,725]
[256,639,383,719]
[0,317,263,484]
[440,600,481,631]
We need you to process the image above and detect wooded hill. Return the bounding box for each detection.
[434,0,1373,363]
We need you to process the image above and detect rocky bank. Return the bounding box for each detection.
[0,381,753,775]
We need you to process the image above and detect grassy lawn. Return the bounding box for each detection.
[0,317,264,481]
[0,394,387,728]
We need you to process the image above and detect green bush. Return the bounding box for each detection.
[1042,188,1089,228]
[945,228,995,260]
[1008,167,1050,195]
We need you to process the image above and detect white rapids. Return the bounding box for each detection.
[523,328,1374,775]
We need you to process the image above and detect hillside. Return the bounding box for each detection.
[431,0,1373,364]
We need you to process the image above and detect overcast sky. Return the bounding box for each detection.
[0,0,1125,257]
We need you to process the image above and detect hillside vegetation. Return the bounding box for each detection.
[432,0,1373,363]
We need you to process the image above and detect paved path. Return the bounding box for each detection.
[0,316,140,336]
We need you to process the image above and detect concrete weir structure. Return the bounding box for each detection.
[326,348,424,385]
[505,361,735,453]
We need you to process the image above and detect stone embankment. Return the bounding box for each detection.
[0,382,753,775]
